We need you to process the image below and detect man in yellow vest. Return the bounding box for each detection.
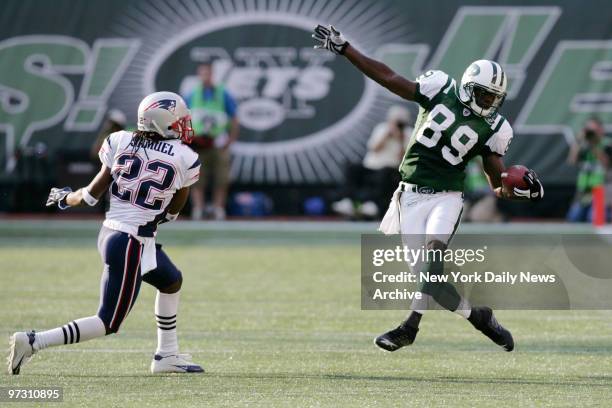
[185,63,240,220]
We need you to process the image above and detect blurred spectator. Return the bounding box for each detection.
[90,109,127,162]
[566,117,612,222]
[332,105,411,219]
[463,158,503,222]
[185,62,239,220]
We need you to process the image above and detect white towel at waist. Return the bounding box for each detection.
[378,187,402,235]
[134,235,157,275]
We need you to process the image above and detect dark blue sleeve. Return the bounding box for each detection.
[223,90,237,118]
[188,159,201,170]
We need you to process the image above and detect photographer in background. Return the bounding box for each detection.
[332,105,411,219]
[566,117,611,222]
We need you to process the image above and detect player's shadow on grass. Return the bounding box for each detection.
[29,372,612,387]
[221,373,612,387]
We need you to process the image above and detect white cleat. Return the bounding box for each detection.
[7,331,36,375]
[150,353,204,374]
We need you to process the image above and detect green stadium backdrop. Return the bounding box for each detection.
[1,0,611,215]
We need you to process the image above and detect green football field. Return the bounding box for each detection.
[1,220,612,407]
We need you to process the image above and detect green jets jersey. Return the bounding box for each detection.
[399,70,513,192]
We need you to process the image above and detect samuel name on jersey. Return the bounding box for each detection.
[128,136,177,156]
[99,130,200,237]
[400,70,513,192]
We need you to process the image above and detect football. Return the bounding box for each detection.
[501,165,529,191]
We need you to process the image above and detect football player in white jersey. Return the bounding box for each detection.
[8,92,204,374]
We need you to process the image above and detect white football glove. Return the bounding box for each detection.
[511,169,544,201]
[312,25,348,55]
[46,187,72,210]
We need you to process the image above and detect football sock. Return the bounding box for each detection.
[402,311,422,329]
[410,292,432,315]
[454,297,472,319]
[420,254,462,312]
[33,315,106,351]
[467,307,481,326]
[155,291,179,356]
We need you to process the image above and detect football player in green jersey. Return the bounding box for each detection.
[313,25,544,352]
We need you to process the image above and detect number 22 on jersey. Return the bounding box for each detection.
[111,153,176,210]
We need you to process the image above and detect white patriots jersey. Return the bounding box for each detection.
[99,130,200,237]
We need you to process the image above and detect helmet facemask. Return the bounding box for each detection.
[170,115,195,144]
[463,82,506,118]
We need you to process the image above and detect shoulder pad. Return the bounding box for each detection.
[416,70,450,100]
[485,119,513,156]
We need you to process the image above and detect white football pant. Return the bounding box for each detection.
[399,190,464,246]
[397,189,464,313]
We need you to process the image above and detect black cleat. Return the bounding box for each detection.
[374,325,418,352]
[468,307,514,352]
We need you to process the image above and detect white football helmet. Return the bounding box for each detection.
[137,91,194,143]
[458,60,507,118]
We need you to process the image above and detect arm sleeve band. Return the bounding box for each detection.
[82,188,99,206]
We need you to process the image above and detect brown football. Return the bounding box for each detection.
[501,165,529,191]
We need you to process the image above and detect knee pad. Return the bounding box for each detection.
[174,270,183,287]
[167,271,183,292]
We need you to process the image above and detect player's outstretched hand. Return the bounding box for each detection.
[514,169,544,201]
[312,25,348,55]
[46,187,72,209]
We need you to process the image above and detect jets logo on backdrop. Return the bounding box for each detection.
[174,43,340,134]
[110,0,411,184]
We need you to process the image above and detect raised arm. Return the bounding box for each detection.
[343,45,417,100]
[312,25,417,101]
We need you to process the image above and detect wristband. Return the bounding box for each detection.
[82,188,99,206]
[57,198,71,210]
[338,41,349,55]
